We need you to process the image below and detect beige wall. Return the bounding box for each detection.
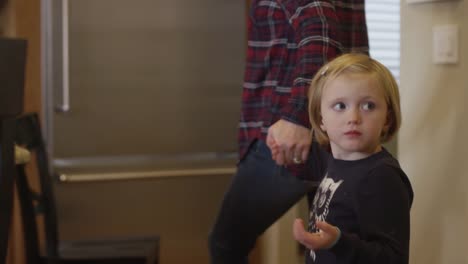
[400,1,467,263]
[256,199,307,264]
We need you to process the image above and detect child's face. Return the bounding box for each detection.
[320,73,389,160]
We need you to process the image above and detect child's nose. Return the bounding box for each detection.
[347,108,361,124]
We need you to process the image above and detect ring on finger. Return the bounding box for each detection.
[293,156,302,164]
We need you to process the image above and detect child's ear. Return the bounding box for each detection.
[383,111,392,132]
[320,117,326,132]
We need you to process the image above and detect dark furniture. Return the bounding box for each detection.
[0,37,27,264]
[0,38,27,116]
[0,117,16,263]
[15,113,160,264]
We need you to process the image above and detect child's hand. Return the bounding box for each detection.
[266,132,280,161]
[266,120,311,165]
[293,218,341,250]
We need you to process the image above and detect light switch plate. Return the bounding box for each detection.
[433,25,458,64]
[407,0,460,4]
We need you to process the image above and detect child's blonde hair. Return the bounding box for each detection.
[308,53,401,146]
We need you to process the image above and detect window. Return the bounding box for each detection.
[366,0,400,81]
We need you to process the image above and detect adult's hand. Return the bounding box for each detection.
[266,119,311,165]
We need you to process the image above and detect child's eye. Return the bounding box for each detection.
[332,102,346,111]
[362,102,376,111]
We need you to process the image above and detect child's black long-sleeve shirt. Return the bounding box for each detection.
[307,145,414,264]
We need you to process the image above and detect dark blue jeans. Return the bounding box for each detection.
[209,140,315,264]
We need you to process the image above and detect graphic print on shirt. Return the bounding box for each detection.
[309,174,343,232]
[308,174,343,261]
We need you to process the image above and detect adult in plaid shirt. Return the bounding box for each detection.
[209,1,369,263]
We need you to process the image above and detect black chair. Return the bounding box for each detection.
[0,117,17,264]
[0,36,28,263]
[14,113,160,264]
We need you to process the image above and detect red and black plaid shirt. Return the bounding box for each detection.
[238,0,369,174]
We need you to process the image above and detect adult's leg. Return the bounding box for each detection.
[209,140,314,264]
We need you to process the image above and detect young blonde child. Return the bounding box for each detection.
[291,53,413,264]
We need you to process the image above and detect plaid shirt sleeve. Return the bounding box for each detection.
[280,0,367,127]
[238,0,368,159]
